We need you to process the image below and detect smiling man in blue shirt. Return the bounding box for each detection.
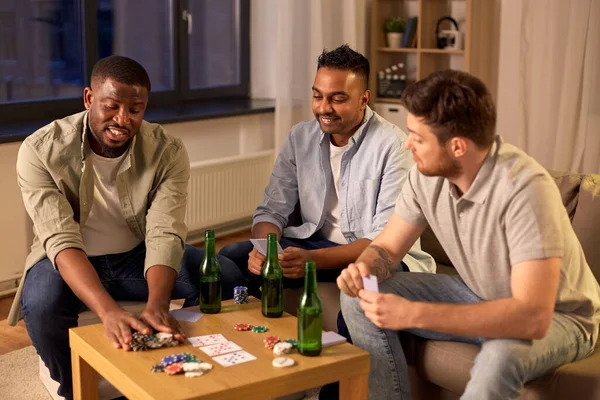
[220,44,434,295]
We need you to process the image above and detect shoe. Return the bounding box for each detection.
[318,382,339,400]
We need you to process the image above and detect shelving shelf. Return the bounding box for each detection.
[370,0,498,104]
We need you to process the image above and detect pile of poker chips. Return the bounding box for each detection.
[251,325,269,333]
[130,332,179,352]
[263,335,281,350]
[233,286,249,304]
[234,323,253,331]
[151,353,213,378]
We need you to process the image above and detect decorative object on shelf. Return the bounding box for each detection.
[378,63,407,99]
[402,17,418,48]
[436,16,463,50]
[384,16,405,48]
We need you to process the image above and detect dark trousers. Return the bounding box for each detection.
[21,243,242,399]
[218,232,344,298]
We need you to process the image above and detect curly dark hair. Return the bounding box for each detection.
[401,69,496,149]
[317,44,370,89]
[91,55,151,93]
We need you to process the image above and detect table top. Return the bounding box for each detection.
[69,298,370,400]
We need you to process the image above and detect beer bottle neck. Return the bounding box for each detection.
[204,238,216,259]
[267,237,279,264]
[304,262,317,294]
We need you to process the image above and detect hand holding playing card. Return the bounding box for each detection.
[337,262,370,298]
[278,247,310,279]
[248,247,266,275]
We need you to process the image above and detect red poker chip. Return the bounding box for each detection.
[234,323,253,331]
[263,336,281,349]
[165,363,183,375]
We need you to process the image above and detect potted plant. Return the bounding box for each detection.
[384,16,406,48]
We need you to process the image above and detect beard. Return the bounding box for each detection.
[417,150,462,178]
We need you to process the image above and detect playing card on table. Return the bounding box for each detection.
[250,238,284,256]
[362,274,379,293]
[170,309,203,322]
[212,350,257,367]
[199,340,242,357]
[188,334,227,347]
[322,331,347,347]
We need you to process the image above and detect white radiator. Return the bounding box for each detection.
[185,150,274,233]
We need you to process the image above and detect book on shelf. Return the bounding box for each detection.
[402,17,418,48]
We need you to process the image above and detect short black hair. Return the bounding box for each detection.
[90,55,151,93]
[317,44,370,89]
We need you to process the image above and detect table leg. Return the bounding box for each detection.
[339,373,368,400]
[71,349,98,400]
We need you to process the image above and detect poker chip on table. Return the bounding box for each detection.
[263,336,281,350]
[130,331,179,351]
[185,371,204,378]
[273,342,293,355]
[234,323,253,331]
[284,339,297,348]
[272,357,296,368]
[252,325,269,333]
[182,362,203,372]
[165,363,183,375]
[160,353,200,366]
[233,286,249,304]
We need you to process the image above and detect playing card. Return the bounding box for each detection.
[250,238,284,256]
[212,350,257,367]
[188,334,227,347]
[199,340,242,357]
[362,275,379,293]
[170,309,203,322]
[322,331,347,347]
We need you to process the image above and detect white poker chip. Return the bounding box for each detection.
[185,371,204,378]
[155,332,174,341]
[182,362,202,372]
[273,342,293,355]
[198,362,213,372]
[272,357,295,368]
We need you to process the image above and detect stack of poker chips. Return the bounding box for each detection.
[233,286,249,304]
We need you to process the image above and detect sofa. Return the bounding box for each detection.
[284,170,600,399]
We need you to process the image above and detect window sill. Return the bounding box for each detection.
[0,98,275,144]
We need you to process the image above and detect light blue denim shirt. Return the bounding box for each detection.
[253,106,435,273]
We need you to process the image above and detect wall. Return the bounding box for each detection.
[0,113,275,288]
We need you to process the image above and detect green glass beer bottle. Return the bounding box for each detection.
[199,230,221,314]
[297,260,322,356]
[261,233,283,318]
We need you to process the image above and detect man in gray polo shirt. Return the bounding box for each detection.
[338,69,600,399]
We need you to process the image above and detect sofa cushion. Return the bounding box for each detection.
[571,174,600,282]
[416,340,600,400]
[549,170,583,222]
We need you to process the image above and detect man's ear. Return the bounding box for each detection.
[83,87,93,110]
[449,137,468,158]
[361,89,371,110]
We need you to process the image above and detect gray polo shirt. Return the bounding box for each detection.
[395,135,600,345]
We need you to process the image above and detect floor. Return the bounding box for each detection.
[0,230,251,356]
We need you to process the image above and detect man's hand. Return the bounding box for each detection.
[140,304,186,342]
[337,262,370,297]
[359,290,414,330]
[248,247,266,275]
[101,309,152,351]
[278,247,310,278]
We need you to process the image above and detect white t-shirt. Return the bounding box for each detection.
[320,141,349,244]
[80,150,142,256]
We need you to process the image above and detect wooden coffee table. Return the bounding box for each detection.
[69,298,369,399]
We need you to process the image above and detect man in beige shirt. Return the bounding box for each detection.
[9,56,241,399]
[338,70,600,399]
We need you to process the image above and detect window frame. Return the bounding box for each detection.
[0,0,250,125]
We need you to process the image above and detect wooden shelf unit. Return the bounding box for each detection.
[370,0,499,103]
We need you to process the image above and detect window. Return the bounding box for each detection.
[0,0,249,124]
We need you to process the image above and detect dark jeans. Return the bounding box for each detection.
[21,243,242,399]
[218,233,343,298]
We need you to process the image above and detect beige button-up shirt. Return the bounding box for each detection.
[8,111,190,325]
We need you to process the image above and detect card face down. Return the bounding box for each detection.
[250,238,284,256]
[362,275,379,293]
[322,331,347,347]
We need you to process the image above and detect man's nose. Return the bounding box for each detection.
[114,108,130,127]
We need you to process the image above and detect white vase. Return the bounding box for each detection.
[386,32,403,48]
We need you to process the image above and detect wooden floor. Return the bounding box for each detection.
[0,230,250,356]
